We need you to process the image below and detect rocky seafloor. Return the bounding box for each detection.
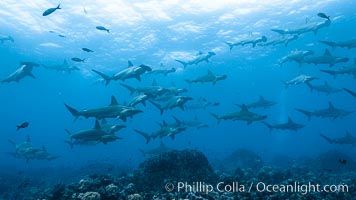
[1,149,355,200]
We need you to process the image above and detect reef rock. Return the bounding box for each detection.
[127,193,143,200]
[78,191,101,200]
[132,149,217,192]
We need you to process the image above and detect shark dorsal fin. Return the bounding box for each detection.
[240,104,248,112]
[324,49,331,56]
[288,117,293,123]
[63,60,68,66]
[42,145,46,151]
[94,120,101,129]
[328,101,335,109]
[346,131,351,136]
[172,116,181,124]
[207,70,214,75]
[160,63,164,67]
[259,95,264,101]
[128,61,133,67]
[152,79,157,86]
[194,115,198,120]
[101,119,107,125]
[110,96,118,106]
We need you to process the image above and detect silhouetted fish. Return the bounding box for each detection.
[71,57,85,62]
[317,13,330,20]
[96,26,109,33]
[42,4,61,16]
[82,48,94,52]
[338,158,347,165]
[17,122,29,131]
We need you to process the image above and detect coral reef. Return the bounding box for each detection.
[1,149,355,200]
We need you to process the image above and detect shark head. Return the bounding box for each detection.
[208,52,216,56]
[139,64,152,72]
[305,50,315,56]
[258,115,268,120]
[336,57,349,63]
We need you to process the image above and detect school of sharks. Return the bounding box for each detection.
[1,3,356,166]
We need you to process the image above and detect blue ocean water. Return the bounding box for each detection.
[0,0,356,198]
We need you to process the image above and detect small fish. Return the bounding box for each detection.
[71,57,85,62]
[17,122,29,131]
[82,48,94,52]
[317,13,330,21]
[42,4,61,16]
[338,158,347,165]
[96,26,110,33]
[58,34,65,38]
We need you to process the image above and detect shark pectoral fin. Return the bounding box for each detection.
[28,72,36,79]
[135,75,141,82]
[121,116,127,122]
[179,105,184,110]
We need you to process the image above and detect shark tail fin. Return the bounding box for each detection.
[149,100,163,115]
[64,104,79,120]
[210,112,221,124]
[295,108,313,121]
[92,69,111,86]
[225,42,234,50]
[184,79,192,86]
[134,129,151,144]
[57,4,61,9]
[16,125,21,131]
[8,139,16,146]
[120,83,136,95]
[262,122,273,132]
[320,134,334,144]
[175,59,188,68]
[65,129,72,136]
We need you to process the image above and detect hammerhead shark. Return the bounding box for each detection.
[320,132,356,146]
